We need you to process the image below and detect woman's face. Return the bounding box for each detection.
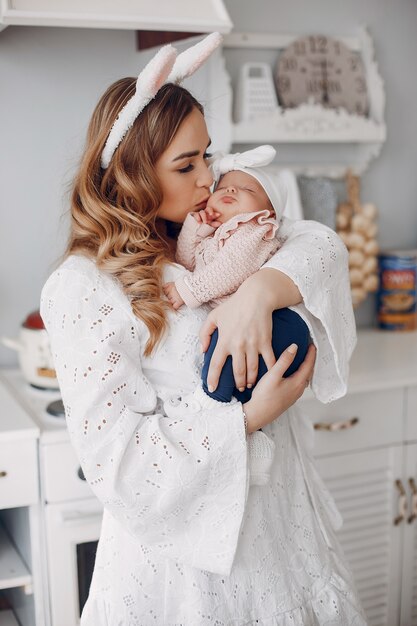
[155,108,213,223]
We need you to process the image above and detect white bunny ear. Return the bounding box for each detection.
[167,32,223,84]
[136,44,177,96]
[101,45,177,169]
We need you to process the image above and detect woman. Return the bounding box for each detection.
[40,36,366,625]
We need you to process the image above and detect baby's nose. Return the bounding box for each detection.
[225,185,237,193]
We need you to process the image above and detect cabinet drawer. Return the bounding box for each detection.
[405,386,417,441]
[299,388,404,456]
[41,442,95,503]
[0,439,38,508]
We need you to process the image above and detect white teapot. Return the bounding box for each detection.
[2,310,59,390]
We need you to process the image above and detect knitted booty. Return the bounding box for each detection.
[248,430,276,486]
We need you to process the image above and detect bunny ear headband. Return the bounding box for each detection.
[210,145,288,219]
[100,32,222,169]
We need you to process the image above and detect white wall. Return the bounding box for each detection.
[1,1,416,365]
[0,26,215,366]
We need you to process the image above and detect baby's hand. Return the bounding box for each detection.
[198,206,222,228]
[189,211,203,223]
[163,282,184,310]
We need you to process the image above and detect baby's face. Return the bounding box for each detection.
[207,170,273,224]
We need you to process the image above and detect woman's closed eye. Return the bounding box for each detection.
[178,163,194,173]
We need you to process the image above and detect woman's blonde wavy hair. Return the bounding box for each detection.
[66,81,203,355]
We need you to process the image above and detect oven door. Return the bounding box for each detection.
[44,498,103,626]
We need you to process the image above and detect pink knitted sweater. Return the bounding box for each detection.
[175,209,281,309]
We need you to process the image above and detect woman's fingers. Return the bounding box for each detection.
[246,346,259,388]
[270,343,298,380]
[260,344,276,372]
[290,343,316,385]
[206,344,228,392]
[231,351,247,392]
[199,314,217,353]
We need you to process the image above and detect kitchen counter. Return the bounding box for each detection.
[303,328,417,400]
[0,378,39,443]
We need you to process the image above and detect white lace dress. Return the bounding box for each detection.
[40,216,367,626]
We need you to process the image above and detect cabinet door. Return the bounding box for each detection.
[400,443,417,626]
[316,446,403,626]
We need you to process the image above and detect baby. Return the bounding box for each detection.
[163,146,310,485]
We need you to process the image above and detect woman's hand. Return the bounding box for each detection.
[199,268,302,392]
[243,343,316,433]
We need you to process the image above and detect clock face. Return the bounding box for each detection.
[275,35,369,116]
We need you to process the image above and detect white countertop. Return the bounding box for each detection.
[0,378,39,442]
[349,329,417,392]
[303,328,417,400]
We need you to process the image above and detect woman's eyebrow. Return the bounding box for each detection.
[172,140,212,162]
[172,150,199,162]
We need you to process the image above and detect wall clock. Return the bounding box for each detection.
[275,35,369,116]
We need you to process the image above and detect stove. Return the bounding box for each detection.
[0,369,69,445]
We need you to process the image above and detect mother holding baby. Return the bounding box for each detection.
[41,34,367,625]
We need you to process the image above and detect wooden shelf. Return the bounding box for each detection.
[232,104,386,144]
[0,610,19,626]
[0,523,31,593]
[218,27,387,176]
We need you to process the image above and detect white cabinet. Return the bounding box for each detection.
[298,335,417,626]
[0,0,232,33]
[0,439,38,509]
[316,446,403,626]
[0,382,39,626]
[301,387,404,455]
[400,443,417,626]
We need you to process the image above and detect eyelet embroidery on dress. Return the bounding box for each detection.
[100,368,113,381]
[90,318,103,329]
[82,366,92,378]
[112,382,126,395]
[99,304,114,316]
[101,331,116,343]
[107,352,121,365]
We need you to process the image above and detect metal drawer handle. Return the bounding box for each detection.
[408,478,417,524]
[314,417,359,431]
[0,471,7,478]
[394,479,408,526]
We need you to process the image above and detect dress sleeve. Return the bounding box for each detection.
[262,217,357,404]
[40,265,248,576]
[175,222,279,309]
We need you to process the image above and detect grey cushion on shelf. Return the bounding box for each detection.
[297,176,338,230]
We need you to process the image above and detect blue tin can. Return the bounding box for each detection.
[377,249,417,330]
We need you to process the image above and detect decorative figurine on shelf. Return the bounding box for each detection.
[336,171,379,307]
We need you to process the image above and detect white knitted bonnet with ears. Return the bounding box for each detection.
[210,145,288,220]
[101,32,223,169]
